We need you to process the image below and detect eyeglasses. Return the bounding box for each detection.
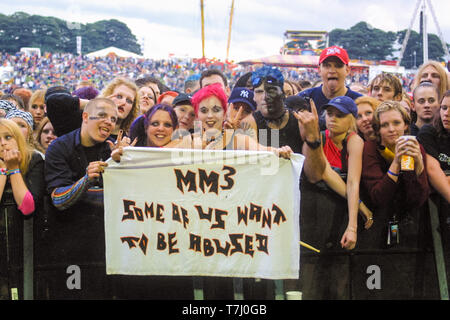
[89,113,118,124]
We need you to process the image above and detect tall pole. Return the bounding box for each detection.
[422,0,429,63]
[427,0,450,60]
[397,0,421,67]
[200,0,206,58]
[226,0,235,62]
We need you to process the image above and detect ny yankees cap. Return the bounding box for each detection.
[228,87,257,111]
[319,45,349,65]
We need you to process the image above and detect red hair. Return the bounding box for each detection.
[191,83,228,116]
[157,91,178,104]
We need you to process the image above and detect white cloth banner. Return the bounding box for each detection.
[103,147,304,279]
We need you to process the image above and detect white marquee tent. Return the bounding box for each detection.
[85,46,143,59]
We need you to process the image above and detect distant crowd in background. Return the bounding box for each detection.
[1,50,420,95]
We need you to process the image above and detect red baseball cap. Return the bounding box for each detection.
[319,46,349,65]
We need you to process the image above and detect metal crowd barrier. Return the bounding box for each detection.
[2,173,450,300]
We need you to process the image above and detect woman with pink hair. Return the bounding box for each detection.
[191,83,292,158]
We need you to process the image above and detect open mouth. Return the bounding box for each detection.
[205,121,216,128]
[99,127,110,137]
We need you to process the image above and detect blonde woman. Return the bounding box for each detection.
[0,119,45,299]
[355,96,381,141]
[100,77,139,138]
[5,108,36,150]
[362,100,429,213]
[46,77,139,141]
[319,96,373,250]
[28,89,46,131]
[412,60,449,99]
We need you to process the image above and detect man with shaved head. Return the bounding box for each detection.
[42,97,118,298]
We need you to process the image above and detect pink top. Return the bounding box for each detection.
[18,191,35,215]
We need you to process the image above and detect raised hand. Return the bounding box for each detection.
[3,149,22,170]
[293,99,320,142]
[223,106,243,130]
[111,136,137,162]
[107,130,137,152]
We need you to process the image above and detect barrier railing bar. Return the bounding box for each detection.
[23,217,33,300]
[428,196,449,300]
[274,280,284,300]
[233,278,244,300]
[193,277,204,300]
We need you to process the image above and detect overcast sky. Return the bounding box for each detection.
[1,0,450,62]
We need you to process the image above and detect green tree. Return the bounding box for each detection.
[0,12,141,55]
[329,22,396,61]
[396,29,447,68]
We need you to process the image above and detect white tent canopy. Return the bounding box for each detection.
[85,46,143,59]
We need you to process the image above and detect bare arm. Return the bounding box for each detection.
[294,99,326,183]
[234,133,293,159]
[340,134,364,249]
[425,153,450,203]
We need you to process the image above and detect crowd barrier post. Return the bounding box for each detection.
[233,278,244,300]
[193,277,204,300]
[428,179,450,300]
[274,280,284,300]
[23,217,33,300]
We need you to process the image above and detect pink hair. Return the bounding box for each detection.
[191,83,228,116]
[157,91,179,104]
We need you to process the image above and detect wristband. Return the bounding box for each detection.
[7,168,21,176]
[0,168,7,176]
[388,170,399,177]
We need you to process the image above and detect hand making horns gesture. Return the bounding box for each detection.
[292,98,321,143]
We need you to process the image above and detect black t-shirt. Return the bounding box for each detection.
[417,124,450,171]
[83,144,106,163]
[410,122,420,137]
[253,109,303,154]
[297,85,362,130]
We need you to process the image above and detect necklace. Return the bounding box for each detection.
[205,131,224,149]
[264,110,289,128]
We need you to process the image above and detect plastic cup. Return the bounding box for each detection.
[399,135,416,171]
[285,291,303,300]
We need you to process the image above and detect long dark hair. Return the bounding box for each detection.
[129,103,178,147]
[433,90,450,139]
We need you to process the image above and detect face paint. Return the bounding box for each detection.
[262,80,285,119]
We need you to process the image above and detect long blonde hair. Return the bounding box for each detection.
[100,77,139,133]
[28,89,46,110]
[0,119,33,175]
[412,60,449,99]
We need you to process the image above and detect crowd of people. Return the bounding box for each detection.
[0,44,449,300]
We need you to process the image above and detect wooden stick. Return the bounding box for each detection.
[299,241,320,253]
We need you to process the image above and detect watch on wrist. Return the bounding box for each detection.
[305,138,321,150]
